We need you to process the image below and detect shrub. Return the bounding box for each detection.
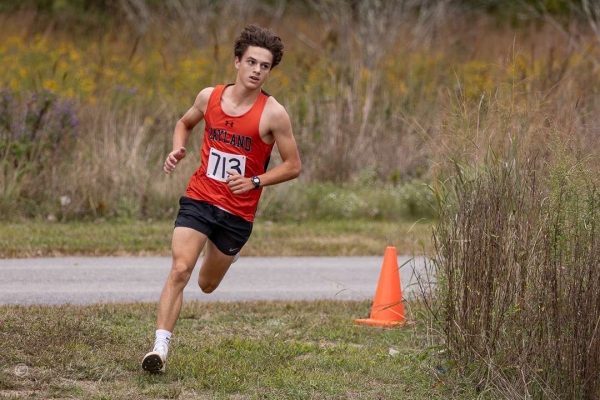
[0,89,79,215]
[258,180,435,221]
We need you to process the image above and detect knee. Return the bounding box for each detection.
[169,262,193,284]
[198,278,218,293]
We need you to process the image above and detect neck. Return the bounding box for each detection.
[229,79,262,104]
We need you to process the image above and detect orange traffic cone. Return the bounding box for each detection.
[354,246,406,327]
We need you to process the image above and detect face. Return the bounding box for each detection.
[235,46,274,89]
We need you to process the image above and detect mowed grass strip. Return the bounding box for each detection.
[0,219,432,258]
[0,301,476,399]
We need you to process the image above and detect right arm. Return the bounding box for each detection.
[163,87,213,174]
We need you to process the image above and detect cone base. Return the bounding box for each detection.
[354,318,406,328]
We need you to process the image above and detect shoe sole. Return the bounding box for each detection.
[141,352,164,373]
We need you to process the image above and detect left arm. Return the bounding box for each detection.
[227,102,301,194]
[256,103,302,187]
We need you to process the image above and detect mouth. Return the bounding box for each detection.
[249,76,260,82]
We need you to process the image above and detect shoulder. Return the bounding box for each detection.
[196,87,215,102]
[194,87,215,108]
[263,95,290,126]
[199,86,215,98]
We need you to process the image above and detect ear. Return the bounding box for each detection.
[234,56,241,70]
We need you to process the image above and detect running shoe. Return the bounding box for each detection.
[141,343,168,373]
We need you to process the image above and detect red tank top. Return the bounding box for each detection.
[185,84,274,222]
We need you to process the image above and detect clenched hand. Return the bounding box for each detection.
[226,170,254,195]
[164,147,186,174]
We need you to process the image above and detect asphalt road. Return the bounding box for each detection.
[0,256,432,305]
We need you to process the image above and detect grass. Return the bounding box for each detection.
[0,301,479,399]
[0,218,432,258]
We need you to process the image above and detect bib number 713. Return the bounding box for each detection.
[206,147,246,182]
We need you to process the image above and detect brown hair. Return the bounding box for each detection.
[234,24,284,69]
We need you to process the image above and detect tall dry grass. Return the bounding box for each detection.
[427,119,600,398]
[413,16,600,392]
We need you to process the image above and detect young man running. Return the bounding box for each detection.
[142,24,301,373]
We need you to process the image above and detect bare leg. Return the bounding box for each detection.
[156,227,207,332]
[198,240,236,293]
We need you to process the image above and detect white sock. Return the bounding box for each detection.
[153,329,172,355]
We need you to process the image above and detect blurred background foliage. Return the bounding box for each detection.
[1,0,600,221]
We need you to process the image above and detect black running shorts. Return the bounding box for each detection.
[174,196,253,256]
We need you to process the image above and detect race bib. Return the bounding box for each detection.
[206,147,246,182]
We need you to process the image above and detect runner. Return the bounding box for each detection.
[142,24,301,373]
